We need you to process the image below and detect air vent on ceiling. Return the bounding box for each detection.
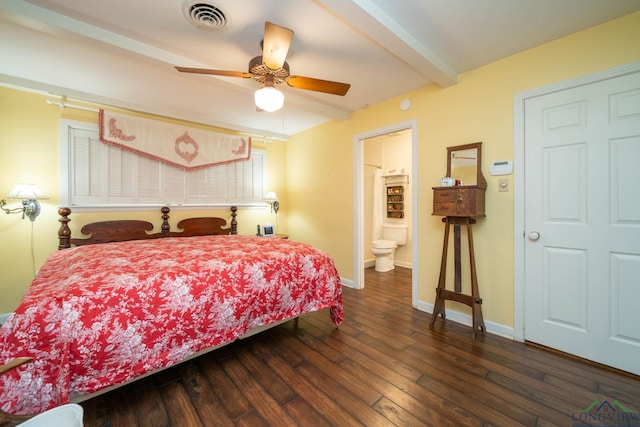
[182,1,229,31]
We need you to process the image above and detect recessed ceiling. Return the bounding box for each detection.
[1,0,638,139]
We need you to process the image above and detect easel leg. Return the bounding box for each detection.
[454,223,462,293]
[466,221,486,340]
[430,218,450,327]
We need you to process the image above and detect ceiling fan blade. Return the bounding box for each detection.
[175,66,252,78]
[286,75,351,96]
[262,22,293,70]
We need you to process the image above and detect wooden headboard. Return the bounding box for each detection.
[57,206,238,249]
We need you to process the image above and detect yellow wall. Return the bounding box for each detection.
[0,89,59,312]
[1,12,638,328]
[286,11,640,328]
[0,89,287,312]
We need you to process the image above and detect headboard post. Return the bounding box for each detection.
[58,207,72,249]
[160,206,171,238]
[230,206,238,235]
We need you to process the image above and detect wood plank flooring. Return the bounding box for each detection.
[81,267,640,426]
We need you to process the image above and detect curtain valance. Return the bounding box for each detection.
[99,110,251,170]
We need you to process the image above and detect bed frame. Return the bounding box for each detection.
[57,205,238,249]
[1,204,341,423]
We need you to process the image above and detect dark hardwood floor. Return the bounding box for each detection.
[80,267,640,426]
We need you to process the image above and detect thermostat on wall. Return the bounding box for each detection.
[490,160,513,176]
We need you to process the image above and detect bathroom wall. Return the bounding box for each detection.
[364,129,412,268]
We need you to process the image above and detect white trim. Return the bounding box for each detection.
[340,277,356,289]
[416,301,514,339]
[57,204,266,213]
[353,119,419,305]
[394,261,412,269]
[513,61,640,342]
[353,133,365,290]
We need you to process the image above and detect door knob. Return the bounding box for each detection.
[528,231,540,241]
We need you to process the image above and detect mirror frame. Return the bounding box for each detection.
[446,142,487,189]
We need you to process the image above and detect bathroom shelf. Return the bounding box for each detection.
[384,174,409,185]
[386,185,404,218]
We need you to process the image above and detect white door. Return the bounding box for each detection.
[523,70,640,375]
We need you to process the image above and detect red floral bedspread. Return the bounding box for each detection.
[0,236,343,415]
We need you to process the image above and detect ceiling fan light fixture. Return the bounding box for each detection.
[175,21,351,111]
[254,85,284,112]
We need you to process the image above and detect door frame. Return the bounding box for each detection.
[353,119,419,305]
[513,60,640,342]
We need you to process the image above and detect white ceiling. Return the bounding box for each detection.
[1,0,639,140]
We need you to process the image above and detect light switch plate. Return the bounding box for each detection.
[499,178,509,192]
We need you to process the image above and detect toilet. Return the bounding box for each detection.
[371,223,408,272]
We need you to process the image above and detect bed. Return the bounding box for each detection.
[0,206,344,420]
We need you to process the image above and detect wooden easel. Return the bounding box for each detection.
[429,216,486,340]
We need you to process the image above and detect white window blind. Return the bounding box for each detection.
[60,121,265,207]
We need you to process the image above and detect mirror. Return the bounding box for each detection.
[446,142,486,188]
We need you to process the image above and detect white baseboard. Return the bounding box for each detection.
[340,277,356,289]
[363,259,412,269]
[416,300,514,339]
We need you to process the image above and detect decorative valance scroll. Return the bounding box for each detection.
[99,110,251,170]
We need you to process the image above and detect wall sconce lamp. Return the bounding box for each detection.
[264,191,280,214]
[0,184,49,222]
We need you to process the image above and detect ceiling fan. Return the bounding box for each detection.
[176,22,351,112]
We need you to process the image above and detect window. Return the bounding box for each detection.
[60,120,265,208]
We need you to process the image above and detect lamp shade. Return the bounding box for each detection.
[264,191,278,201]
[254,86,284,112]
[7,184,49,200]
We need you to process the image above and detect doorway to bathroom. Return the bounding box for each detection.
[364,131,411,271]
[353,119,418,307]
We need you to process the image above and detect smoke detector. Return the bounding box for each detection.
[182,1,229,31]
